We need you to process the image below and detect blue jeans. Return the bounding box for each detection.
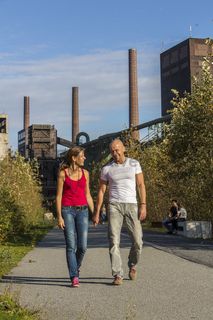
[62,206,88,279]
[162,218,173,232]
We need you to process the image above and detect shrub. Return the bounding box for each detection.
[0,154,44,242]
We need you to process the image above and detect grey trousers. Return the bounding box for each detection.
[108,202,143,278]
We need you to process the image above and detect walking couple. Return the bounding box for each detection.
[56,139,147,287]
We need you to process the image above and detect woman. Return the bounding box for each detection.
[56,146,94,287]
[177,203,187,221]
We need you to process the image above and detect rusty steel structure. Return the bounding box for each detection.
[81,114,171,168]
[18,98,59,198]
[27,124,57,159]
[129,48,139,140]
[72,86,79,143]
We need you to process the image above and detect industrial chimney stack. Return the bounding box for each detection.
[23,96,30,158]
[24,96,30,130]
[129,49,139,140]
[72,87,79,143]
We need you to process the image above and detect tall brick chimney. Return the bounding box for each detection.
[24,96,30,130]
[129,49,139,140]
[23,96,30,158]
[72,87,79,143]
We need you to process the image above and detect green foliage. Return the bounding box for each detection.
[163,44,213,220]
[90,41,213,223]
[0,291,39,320]
[0,224,53,278]
[0,246,30,278]
[0,154,44,242]
[140,40,213,221]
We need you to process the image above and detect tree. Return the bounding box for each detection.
[124,39,213,221]
[89,44,213,223]
[160,40,213,220]
[0,154,44,241]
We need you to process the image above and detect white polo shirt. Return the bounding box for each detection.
[100,157,142,203]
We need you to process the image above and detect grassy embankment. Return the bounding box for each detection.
[0,223,53,320]
[0,154,55,319]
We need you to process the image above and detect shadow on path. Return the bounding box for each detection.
[0,275,114,287]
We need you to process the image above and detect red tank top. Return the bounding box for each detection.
[62,169,88,206]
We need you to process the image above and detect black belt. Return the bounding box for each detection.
[66,205,88,210]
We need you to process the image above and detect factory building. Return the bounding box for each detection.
[161,37,213,116]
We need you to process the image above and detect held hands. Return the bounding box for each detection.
[92,213,100,226]
[58,217,65,230]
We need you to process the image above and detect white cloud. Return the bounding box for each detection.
[0,48,161,149]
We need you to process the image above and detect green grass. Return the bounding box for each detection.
[0,223,53,278]
[0,222,53,320]
[0,292,39,320]
[0,245,31,279]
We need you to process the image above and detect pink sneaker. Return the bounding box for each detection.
[71,277,79,288]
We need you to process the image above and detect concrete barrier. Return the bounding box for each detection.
[177,221,212,239]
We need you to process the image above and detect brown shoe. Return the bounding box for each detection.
[129,267,137,280]
[112,276,123,285]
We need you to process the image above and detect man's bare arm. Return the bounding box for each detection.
[93,179,107,226]
[136,172,147,221]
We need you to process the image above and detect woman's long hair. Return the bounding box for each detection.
[59,146,85,171]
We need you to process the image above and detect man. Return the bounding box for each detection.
[93,139,147,285]
[162,199,179,234]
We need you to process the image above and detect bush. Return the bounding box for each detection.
[139,40,213,222]
[0,154,44,242]
[89,40,213,223]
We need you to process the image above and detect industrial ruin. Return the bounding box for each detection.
[161,37,213,115]
[11,37,212,199]
[17,47,143,198]
[0,114,9,160]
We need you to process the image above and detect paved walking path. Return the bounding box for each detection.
[143,229,213,268]
[1,224,213,320]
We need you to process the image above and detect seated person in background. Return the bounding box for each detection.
[177,203,187,221]
[162,199,179,234]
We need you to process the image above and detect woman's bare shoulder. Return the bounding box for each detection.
[83,169,89,177]
[58,169,66,178]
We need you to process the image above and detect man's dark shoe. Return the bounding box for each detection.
[112,276,123,285]
[129,267,137,280]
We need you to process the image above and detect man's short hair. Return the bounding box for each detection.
[171,199,177,203]
[109,138,124,150]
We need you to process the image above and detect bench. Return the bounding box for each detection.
[177,221,212,239]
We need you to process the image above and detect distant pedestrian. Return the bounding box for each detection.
[93,139,146,285]
[56,146,94,288]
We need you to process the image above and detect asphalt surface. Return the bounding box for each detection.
[143,229,213,269]
[0,224,213,320]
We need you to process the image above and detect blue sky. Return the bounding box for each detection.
[0,0,212,150]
